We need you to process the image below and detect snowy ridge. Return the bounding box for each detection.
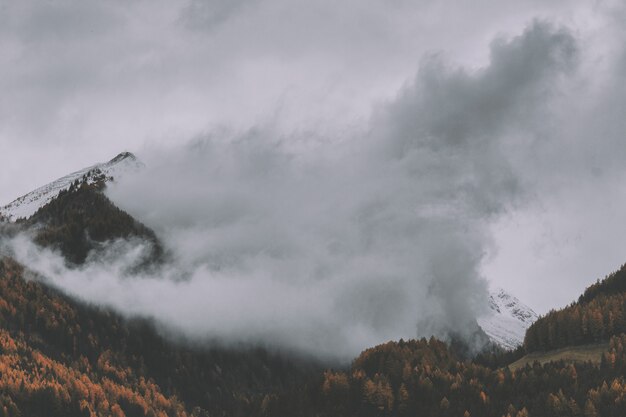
[477,288,538,350]
[0,152,142,222]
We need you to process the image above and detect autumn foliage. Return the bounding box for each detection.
[526,263,626,352]
[0,259,184,416]
[292,334,626,417]
[0,258,320,417]
[5,183,626,416]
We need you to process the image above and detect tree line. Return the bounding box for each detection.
[268,334,626,417]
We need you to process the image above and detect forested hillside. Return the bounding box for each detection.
[21,182,163,265]
[4,178,626,416]
[287,335,626,417]
[0,258,322,417]
[7,246,626,417]
[275,262,626,416]
[525,264,626,352]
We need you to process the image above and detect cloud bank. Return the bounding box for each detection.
[0,0,591,202]
[3,21,585,359]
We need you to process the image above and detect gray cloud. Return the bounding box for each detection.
[0,0,586,201]
[2,0,626,357]
[0,1,122,42]
[381,21,577,146]
[181,0,258,30]
[3,21,582,359]
[483,7,626,310]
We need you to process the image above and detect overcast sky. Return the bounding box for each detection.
[1,0,626,317]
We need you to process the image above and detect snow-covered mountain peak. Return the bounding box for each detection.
[478,287,538,350]
[489,288,537,324]
[0,152,143,222]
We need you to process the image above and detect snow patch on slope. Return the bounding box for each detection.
[478,288,538,350]
[0,152,143,222]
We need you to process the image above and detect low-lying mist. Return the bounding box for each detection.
[1,21,589,359]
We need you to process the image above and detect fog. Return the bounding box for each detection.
[1,20,597,359]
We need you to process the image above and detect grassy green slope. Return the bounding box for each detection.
[508,343,608,371]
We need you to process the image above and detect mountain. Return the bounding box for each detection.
[297,264,626,417]
[0,151,161,265]
[0,152,142,222]
[24,183,164,265]
[0,152,322,416]
[2,152,535,348]
[6,151,626,416]
[477,288,538,350]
